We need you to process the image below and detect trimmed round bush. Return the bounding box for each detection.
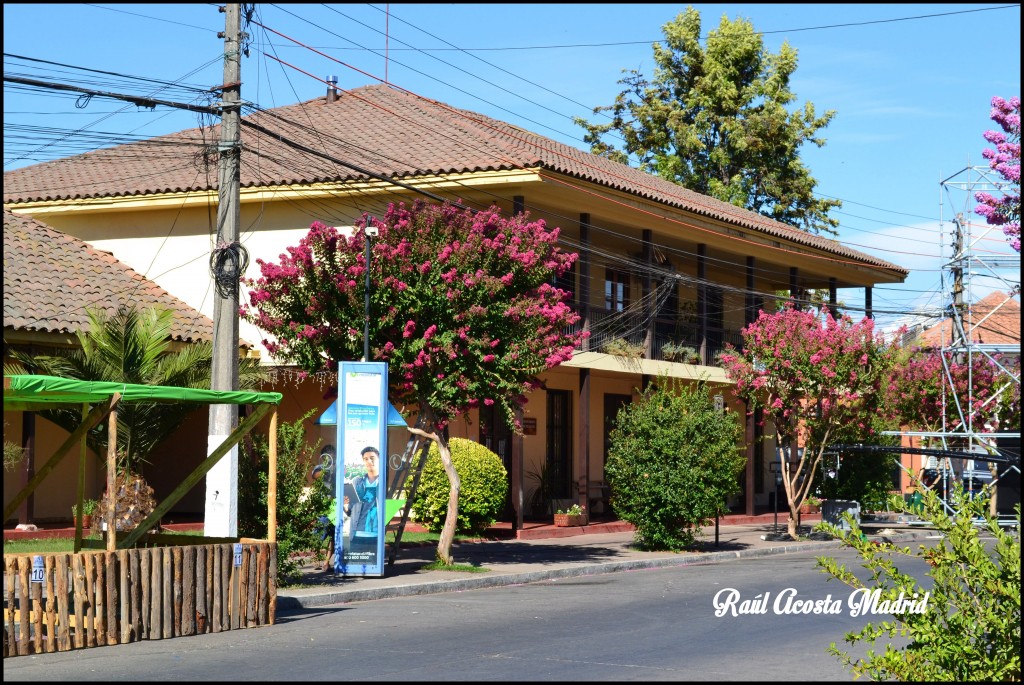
[412,437,508,534]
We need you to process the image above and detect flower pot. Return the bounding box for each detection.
[76,515,92,529]
[554,513,587,527]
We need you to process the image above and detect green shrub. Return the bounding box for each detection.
[605,375,745,551]
[816,485,1020,681]
[238,409,331,585]
[412,437,508,535]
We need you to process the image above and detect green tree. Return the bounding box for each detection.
[816,486,1020,681]
[575,6,841,235]
[605,376,744,550]
[5,304,266,474]
[242,200,585,564]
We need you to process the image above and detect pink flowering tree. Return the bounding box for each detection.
[885,347,1007,435]
[974,95,1020,253]
[885,346,1017,516]
[720,306,900,539]
[242,199,585,563]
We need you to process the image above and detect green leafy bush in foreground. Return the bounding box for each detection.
[816,484,1020,681]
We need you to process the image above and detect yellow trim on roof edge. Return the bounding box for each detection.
[4,169,544,216]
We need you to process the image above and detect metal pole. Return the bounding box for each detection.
[363,217,373,362]
[773,474,781,535]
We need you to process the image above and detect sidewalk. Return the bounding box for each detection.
[277,516,937,612]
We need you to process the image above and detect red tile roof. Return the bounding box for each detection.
[915,290,1021,348]
[3,209,215,343]
[3,84,907,277]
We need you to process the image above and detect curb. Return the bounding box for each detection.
[276,536,879,612]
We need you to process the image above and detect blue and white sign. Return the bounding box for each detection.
[334,361,389,576]
[31,555,45,584]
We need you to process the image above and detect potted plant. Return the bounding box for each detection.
[554,503,587,527]
[802,495,822,514]
[72,498,99,528]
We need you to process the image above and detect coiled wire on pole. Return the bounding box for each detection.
[210,240,249,297]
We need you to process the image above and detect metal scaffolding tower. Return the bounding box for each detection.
[910,165,1021,515]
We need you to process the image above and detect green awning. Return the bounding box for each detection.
[3,374,282,412]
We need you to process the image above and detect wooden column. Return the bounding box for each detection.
[790,267,800,310]
[745,257,756,325]
[579,214,591,351]
[578,368,591,514]
[642,228,654,359]
[697,244,708,364]
[828,277,838,319]
[745,403,755,516]
[513,195,524,215]
[865,286,873,320]
[511,408,524,532]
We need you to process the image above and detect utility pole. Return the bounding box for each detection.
[206,2,244,537]
[950,212,965,349]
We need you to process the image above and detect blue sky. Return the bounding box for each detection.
[4,3,1020,332]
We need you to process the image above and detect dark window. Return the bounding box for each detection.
[605,269,630,311]
[546,390,572,498]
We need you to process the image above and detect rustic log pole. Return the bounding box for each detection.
[29,557,43,654]
[221,544,231,631]
[84,553,97,648]
[212,546,222,633]
[44,555,57,653]
[268,542,277,626]
[246,546,257,628]
[195,546,207,634]
[94,552,106,644]
[55,555,70,651]
[5,557,17,656]
[149,547,161,640]
[17,556,30,655]
[256,544,268,625]
[182,546,195,636]
[140,547,151,639]
[71,554,85,649]
[205,545,215,633]
[172,546,183,636]
[162,547,172,639]
[130,549,142,642]
[105,551,117,645]
[238,546,249,629]
[119,550,131,644]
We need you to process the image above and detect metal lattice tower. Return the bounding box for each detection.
[908,165,1021,512]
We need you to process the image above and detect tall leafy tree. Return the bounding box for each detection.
[974,95,1020,253]
[720,306,900,538]
[242,199,585,564]
[575,6,841,235]
[5,304,266,475]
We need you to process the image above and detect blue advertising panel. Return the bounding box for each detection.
[335,362,388,576]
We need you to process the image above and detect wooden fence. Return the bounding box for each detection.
[3,540,277,657]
